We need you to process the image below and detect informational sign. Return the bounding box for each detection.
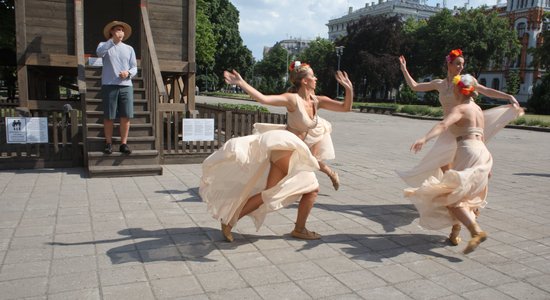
[5,117,48,144]
[182,118,214,141]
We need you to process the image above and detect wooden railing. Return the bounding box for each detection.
[140,1,168,154]
[0,107,82,169]
[160,103,287,163]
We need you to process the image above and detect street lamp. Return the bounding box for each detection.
[335,46,344,98]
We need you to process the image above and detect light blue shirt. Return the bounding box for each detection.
[96,40,137,86]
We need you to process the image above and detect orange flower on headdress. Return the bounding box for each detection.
[446,49,463,63]
[452,74,475,96]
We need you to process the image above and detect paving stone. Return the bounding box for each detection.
[239,265,290,287]
[0,260,50,281]
[254,281,312,300]
[48,271,98,294]
[150,276,204,298]
[394,279,454,299]
[0,276,48,299]
[195,270,248,293]
[101,282,155,300]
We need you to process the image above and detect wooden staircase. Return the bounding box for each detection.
[83,66,162,177]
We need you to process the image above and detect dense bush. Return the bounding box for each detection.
[398,105,443,118]
[397,85,417,104]
[528,75,550,115]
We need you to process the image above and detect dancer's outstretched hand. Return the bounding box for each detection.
[224,70,244,86]
[399,55,407,70]
[335,71,352,90]
[410,138,426,154]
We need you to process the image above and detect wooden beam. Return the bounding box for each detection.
[25,53,77,67]
[158,60,187,73]
[27,100,82,111]
[16,0,29,107]
[157,103,185,112]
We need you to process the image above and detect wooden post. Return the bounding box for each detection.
[15,0,29,107]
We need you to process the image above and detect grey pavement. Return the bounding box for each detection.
[1,95,549,299]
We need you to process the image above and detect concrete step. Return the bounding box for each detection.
[85,76,144,88]
[88,164,162,177]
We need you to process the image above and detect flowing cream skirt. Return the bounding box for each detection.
[199,127,319,230]
[404,139,492,229]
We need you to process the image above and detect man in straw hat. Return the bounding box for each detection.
[96,20,136,155]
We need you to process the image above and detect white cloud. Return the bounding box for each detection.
[229,0,496,60]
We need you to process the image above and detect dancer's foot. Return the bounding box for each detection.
[291,227,321,240]
[463,223,487,254]
[221,223,234,242]
[328,170,340,191]
[448,224,462,246]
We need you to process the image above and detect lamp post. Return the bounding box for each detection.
[335,46,344,98]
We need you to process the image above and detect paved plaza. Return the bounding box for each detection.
[1,96,549,299]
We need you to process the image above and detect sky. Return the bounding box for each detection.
[229,0,499,60]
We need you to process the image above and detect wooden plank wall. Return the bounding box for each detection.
[23,0,75,55]
[148,0,189,62]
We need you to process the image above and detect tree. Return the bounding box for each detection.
[530,12,550,70]
[340,15,405,100]
[195,0,217,91]
[505,70,520,95]
[253,44,286,94]
[528,75,550,115]
[201,0,254,89]
[0,0,15,66]
[297,38,336,97]
[408,8,520,79]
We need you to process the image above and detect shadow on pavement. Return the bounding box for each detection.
[514,172,550,178]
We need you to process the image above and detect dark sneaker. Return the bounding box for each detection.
[119,144,132,155]
[103,143,112,154]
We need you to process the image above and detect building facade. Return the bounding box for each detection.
[478,0,549,103]
[326,0,443,41]
[263,37,312,58]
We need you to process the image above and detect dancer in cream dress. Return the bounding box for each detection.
[398,49,520,245]
[200,62,353,242]
[404,74,523,254]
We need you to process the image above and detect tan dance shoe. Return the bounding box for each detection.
[291,227,321,240]
[328,170,340,191]
[221,222,234,242]
[448,224,462,246]
[463,222,487,254]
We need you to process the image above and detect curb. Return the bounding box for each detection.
[355,109,550,133]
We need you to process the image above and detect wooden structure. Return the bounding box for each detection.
[12,0,197,176]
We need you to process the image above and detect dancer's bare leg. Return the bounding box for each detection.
[311,144,339,190]
[221,151,292,242]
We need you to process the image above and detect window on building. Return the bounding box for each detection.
[517,22,526,37]
[479,78,487,86]
[492,78,500,90]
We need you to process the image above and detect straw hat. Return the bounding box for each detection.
[103,21,132,41]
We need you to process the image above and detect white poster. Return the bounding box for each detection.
[5,117,48,144]
[182,118,214,141]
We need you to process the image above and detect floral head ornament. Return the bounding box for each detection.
[446,49,463,63]
[452,74,476,96]
[289,61,310,72]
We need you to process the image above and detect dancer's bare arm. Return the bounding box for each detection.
[399,55,442,92]
[410,107,463,153]
[475,79,520,107]
[224,70,295,109]
[318,71,354,112]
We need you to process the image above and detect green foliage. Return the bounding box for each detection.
[253,44,286,94]
[528,75,550,115]
[200,0,254,89]
[0,0,15,51]
[423,91,440,106]
[505,70,520,95]
[297,38,336,96]
[511,115,550,127]
[397,84,417,104]
[530,12,550,70]
[398,105,443,117]
[340,15,405,100]
[196,0,216,69]
[406,8,520,78]
[215,103,269,113]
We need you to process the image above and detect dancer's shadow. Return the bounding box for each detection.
[155,187,202,202]
[514,172,550,178]
[317,203,419,233]
[48,227,228,264]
